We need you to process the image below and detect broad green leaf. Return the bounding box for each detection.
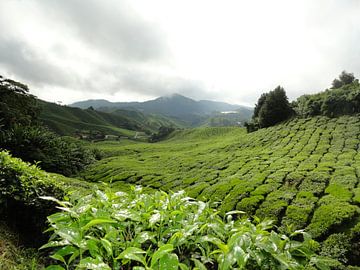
[87,238,100,258]
[159,253,179,270]
[179,263,189,270]
[233,245,250,269]
[40,239,71,250]
[117,247,147,266]
[50,253,66,264]
[192,258,207,270]
[57,227,81,247]
[135,231,156,244]
[225,210,245,216]
[47,212,71,224]
[310,256,333,270]
[100,238,113,257]
[78,257,111,270]
[82,219,116,231]
[150,244,174,268]
[68,250,80,265]
[201,236,229,253]
[39,196,72,207]
[149,212,161,226]
[55,245,77,257]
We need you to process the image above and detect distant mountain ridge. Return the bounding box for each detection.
[70,94,252,116]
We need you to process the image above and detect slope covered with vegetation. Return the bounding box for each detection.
[83,116,360,266]
[70,94,253,128]
[0,151,324,270]
[0,150,94,268]
[39,100,180,137]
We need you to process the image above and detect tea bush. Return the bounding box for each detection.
[0,151,91,246]
[83,115,360,265]
[42,186,330,270]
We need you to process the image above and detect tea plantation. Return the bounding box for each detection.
[83,115,360,265]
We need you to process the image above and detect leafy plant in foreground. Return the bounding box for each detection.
[41,187,329,269]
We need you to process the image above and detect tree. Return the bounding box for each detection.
[253,93,268,119]
[149,126,175,142]
[331,71,355,89]
[0,75,40,129]
[258,86,293,128]
[0,75,98,176]
[246,86,293,132]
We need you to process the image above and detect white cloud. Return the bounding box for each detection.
[0,0,360,105]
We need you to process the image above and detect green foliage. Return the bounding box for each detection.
[0,75,40,129]
[149,126,175,142]
[307,202,359,239]
[42,187,326,270]
[294,80,360,118]
[0,150,67,248]
[0,151,65,208]
[246,86,293,131]
[39,100,181,137]
[0,75,101,176]
[320,233,351,264]
[258,86,294,128]
[332,71,356,89]
[83,116,360,266]
[0,125,97,176]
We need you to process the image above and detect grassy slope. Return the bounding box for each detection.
[39,100,181,137]
[84,116,360,245]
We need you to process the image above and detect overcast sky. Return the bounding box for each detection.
[1,0,360,106]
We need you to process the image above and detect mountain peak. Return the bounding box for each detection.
[69,94,252,119]
[157,93,192,101]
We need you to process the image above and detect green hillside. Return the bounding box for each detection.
[39,100,180,137]
[1,151,321,270]
[70,94,253,128]
[83,116,360,265]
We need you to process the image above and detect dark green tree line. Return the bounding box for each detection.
[0,75,98,176]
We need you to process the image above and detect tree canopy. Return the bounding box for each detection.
[0,75,99,176]
[246,86,293,132]
[331,71,355,89]
[0,76,40,129]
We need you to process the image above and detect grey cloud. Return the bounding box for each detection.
[0,0,190,100]
[0,37,78,88]
[84,66,210,100]
[40,0,168,62]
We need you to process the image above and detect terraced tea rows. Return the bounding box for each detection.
[84,116,360,249]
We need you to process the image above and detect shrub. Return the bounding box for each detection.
[41,186,327,270]
[320,233,351,264]
[0,125,97,176]
[353,188,360,204]
[236,195,264,214]
[0,151,65,246]
[307,202,359,239]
